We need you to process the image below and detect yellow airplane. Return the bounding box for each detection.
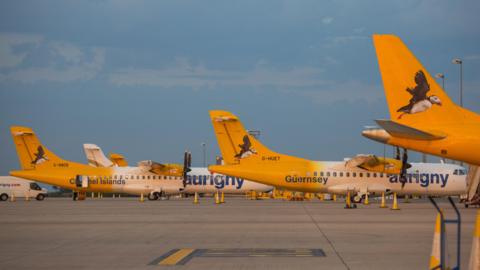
[362,34,480,167]
[9,126,190,200]
[206,110,431,195]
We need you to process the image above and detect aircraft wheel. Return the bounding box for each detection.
[36,194,45,201]
[148,192,159,201]
[353,195,362,204]
[0,193,8,201]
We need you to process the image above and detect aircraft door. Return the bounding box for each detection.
[75,175,89,188]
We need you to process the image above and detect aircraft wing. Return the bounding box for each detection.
[137,160,183,176]
[375,120,446,141]
[342,154,404,175]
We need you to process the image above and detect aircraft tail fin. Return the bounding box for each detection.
[209,110,289,165]
[10,126,67,170]
[83,144,114,167]
[373,34,464,126]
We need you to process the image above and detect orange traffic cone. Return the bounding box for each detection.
[468,210,480,270]
[380,192,387,208]
[391,192,400,210]
[429,213,442,270]
[193,192,199,204]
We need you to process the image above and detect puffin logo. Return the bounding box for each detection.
[397,70,442,119]
[31,146,48,165]
[235,135,257,159]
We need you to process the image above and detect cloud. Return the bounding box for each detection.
[465,54,480,61]
[322,17,334,25]
[292,81,384,104]
[0,33,43,68]
[109,58,326,89]
[0,33,105,83]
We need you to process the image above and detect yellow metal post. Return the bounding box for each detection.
[220,191,225,204]
[215,191,220,204]
[345,191,352,209]
[140,193,145,202]
[332,194,337,201]
[364,191,369,205]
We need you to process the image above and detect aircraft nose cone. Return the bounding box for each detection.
[361,128,391,144]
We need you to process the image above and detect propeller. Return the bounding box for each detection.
[400,148,410,188]
[182,151,192,188]
[394,146,411,188]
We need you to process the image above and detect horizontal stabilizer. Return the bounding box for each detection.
[341,154,406,175]
[137,160,183,176]
[375,120,446,141]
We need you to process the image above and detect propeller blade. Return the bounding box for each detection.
[395,146,401,160]
[182,151,190,188]
[400,149,408,188]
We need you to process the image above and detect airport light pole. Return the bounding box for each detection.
[201,142,206,167]
[452,58,463,166]
[435,73,445,90]
[433,73,446,163]
[452,58,463,107]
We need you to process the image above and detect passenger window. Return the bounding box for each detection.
[142,176,145,180]
[326,172,330,177]
[373,173,377,178]
[352,172,356,177]
[359,173,363,177]
[339,172,343,177]
[366,173,370,178]
[314,172,317,176]
[320,172,324,177]
[346,172,350,177]
[333,172,337,177]
[380,173,384,178]
[453,169,458,175]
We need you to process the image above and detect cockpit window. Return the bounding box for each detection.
[30,183,41,190]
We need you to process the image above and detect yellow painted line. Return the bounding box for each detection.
[158,248,195,265]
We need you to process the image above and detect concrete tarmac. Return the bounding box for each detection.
[0,197,477,270]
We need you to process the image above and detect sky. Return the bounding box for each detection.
[1,0,479,174]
